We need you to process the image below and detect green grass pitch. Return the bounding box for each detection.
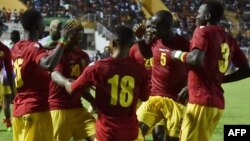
[1,78,250,141]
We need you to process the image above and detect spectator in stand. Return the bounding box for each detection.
[94,50,102,61]
[101,46,111,59]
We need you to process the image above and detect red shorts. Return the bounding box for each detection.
[96,116,139,141]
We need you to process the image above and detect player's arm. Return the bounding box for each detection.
[171,48,205,66]
[51,71,69,87]
[137,40,152,59]
[40,22,75,71]
[50,71,73,93]
[223,63,250,83]
[4,49,16,96]
[39,38,66,71]
[223,41,250,83]
[133,22,153,59]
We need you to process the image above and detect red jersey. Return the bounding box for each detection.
[0,42,13,73]
[129,43,152,88]
[189,25,248,109]
[11,40,50,117]
[151,35,189,100]
[49,48,90,109]
[71,57,149,141]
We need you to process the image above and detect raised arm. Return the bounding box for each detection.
[133,22,154,59]
[40,22,77,71]
[39,39,65,71]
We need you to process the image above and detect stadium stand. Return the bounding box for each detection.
[0,0,249,59]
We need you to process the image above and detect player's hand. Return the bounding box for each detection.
[177,86,189,105]
[144,26,156,44]
[60,23,77,44]
[133,20,146,39]
[65,78,74,95]
[43,41,58,49]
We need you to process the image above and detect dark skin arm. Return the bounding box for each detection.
[138,40,152,59]
[51,71,68,86]
[40,44,65,71]
[52,71,95,98]
[133,22,153,59]
[40,23,77,71]
[51,71,96,109]
[173,48,250,82]
[51,71,73,93]
[171,48,205,66]
[4,50,16,98]
[51,71,75,94]
[223,63,250,83]
[185,48,205,66]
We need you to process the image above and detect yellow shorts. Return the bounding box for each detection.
[137,96,185,137]
[50,108,96,141]
[13,111,53,141]
[180,103,223,141]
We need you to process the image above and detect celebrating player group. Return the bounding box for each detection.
[0,0,250,141]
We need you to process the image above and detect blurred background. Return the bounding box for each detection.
[0,0,249,62]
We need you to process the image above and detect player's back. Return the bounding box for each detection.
[189,25,235,108]
[11,40,50,116]
[93,57,149,119]
[189,26,231,91]
[11,40,50,92]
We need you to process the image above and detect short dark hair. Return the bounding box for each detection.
[153,10,173,29]
[11,30,20,43]
[112,26,134,48]
[20,10,42,31]
[205,1,224,24]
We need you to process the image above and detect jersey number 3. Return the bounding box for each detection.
[218,43,230,73]
[108,75,135,107]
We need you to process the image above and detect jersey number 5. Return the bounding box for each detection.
[218,43,230,73]
[13,59,24,88]
[160,52,166,66]
[108,75,135,107]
